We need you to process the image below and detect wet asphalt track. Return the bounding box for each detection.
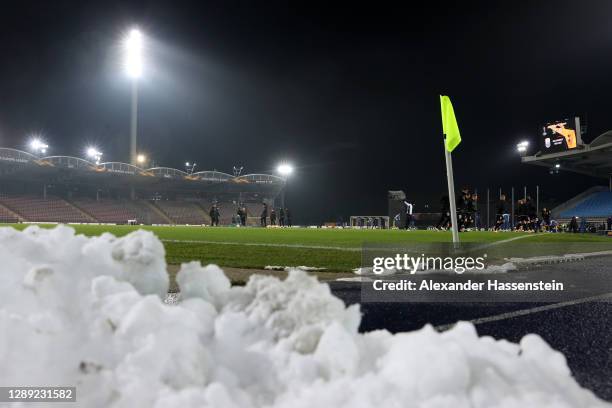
[329,256,612,401]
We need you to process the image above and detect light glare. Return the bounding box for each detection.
[86,147,102,164]
[29,137,48,154]
[124,29,143,79]
[277,163,294,176]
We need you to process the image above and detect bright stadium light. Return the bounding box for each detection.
[29,137,49,155]
[185,161,197,174]
[124,29,143,79]
[276,163,294,209]
[516,140,529,153]
[277,163,294,177]
[136,154,146,164]
[86,147,103,164]
[123,27,144,166]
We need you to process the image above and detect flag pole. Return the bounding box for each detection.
[444,137,460,246]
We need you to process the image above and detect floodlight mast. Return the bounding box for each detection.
[276,163,294,208]
[124,29,143,166]
[185,162,197,174]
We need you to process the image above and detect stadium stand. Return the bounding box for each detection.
[154,200,209,225]
[0,194,92,223]
[71,198,137,224]
[0,147,285,225]
[558,190,612,219]
[0,204,20,223]
[122,200,170,225]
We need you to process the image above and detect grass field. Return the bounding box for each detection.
[5,223,612,272]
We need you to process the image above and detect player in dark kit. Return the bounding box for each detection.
[285,208,292,227]
[240,206,247,226]
[260,203,268,227]
[436,196,450,230]
[209,204,220,226]
[495,194,510,231]
[270,208,277,225]
[279,208,285,227]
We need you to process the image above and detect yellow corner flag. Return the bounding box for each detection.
[440,95,461,152]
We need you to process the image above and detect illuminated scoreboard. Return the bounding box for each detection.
[541,117,583,153]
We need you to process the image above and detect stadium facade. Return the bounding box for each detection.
[0,147,285,225]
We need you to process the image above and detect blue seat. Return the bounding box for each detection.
[560,192,612,218]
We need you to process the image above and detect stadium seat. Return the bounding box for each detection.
[154,200,208,225]
[559,191,612,218]
[71,198,137,224]
[0,194,91,223]
[0,205,19,223]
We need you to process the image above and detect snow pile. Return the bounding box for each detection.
[265,265,326,272]
[0,225,607,408]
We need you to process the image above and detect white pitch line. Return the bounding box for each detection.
[473,233,533,250]
[161,239,362,252]
[435,292,612,331]
[163,233,536,253]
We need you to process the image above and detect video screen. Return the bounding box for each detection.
[541,119,579,153]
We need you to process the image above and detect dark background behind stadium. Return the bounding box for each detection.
[0,0,610,224]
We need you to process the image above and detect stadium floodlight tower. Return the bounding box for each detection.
[124,28,143,166]
[516,140,529,156]
[86,147,103,165]
[185,162,197,174]
[277,162,294,208]
[28,137,48,156]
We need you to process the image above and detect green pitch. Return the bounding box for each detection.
[3,224,612,272]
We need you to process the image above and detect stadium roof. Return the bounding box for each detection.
[0,147,285,194]
[521,130,612,179]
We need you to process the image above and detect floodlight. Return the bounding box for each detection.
[86,147,103,164]
[277,163,294,176]
[516,140,529,154]
[137,154,146,164]
[29,138,49,154]
[124,29,143,79]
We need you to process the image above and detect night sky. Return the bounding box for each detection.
[1,1,611,224]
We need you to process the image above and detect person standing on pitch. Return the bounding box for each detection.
[285,208,292,227]
[236,206,244,227]
[270,208,277,225]
[240,206,247,226]
[261,202,268,227]
[495,194,510,231]
[279,207,285,227]
[403,200,414,230]
[209,204,220,226]
[436,195,451,230]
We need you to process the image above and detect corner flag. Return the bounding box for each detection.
[440,95,461,152]
[439,95,461,246]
